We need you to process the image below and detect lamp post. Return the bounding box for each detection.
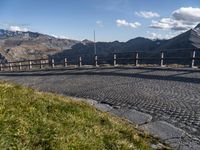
[94,30,97,66]
[94,30,97,55]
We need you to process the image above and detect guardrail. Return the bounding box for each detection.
[112,48,200,68]
[0,48,199,71]
[161,48,200,68]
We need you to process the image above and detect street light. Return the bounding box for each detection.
[94,30,97,55]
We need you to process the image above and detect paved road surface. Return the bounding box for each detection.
[0,67,200,148]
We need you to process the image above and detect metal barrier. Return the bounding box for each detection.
[0,48,199,71]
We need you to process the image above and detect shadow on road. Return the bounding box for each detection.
[0,67,199,84]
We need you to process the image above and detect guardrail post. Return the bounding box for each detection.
[113,54,117,67]
[160,51,164,67]
[79,57,82,67]
[0,64,3,71]
[29,61,32,69]
[19,62,22,70]
[64,58,68,67]
[51,59,55,68]
[40,60,43,69]
[190,50,196,68]
[95,55,98,67]
[135,52,139,66]
[9,63,13,71]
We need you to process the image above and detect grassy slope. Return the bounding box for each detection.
[0,82,165,150]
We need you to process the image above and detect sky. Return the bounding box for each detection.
[0,0,200,42]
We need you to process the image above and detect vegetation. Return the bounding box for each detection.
[0,81,167,150]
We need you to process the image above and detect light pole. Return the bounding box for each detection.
[94,30,97,55]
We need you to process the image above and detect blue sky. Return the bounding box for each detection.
[0,0,200,41]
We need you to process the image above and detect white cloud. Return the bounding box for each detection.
[150,7,200,31]
[116,19,141,29]
[172,7,200,22]
[147,32,162,39]
[51,34,68,39]
[116,19,129,26]
[150,18,195,30]
[147,31,181,40]
[135,11,160,18]
[8,25,29,32]
[59,35,68,39]
[96,20,104,27]
[164,33,178,39]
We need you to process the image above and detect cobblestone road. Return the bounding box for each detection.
[0,67,200,143]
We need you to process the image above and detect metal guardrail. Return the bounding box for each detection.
[0,48,199,71]
[114,48,200,67]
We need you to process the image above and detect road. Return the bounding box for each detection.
[0,67,200,148]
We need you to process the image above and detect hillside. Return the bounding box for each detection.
[0,81,170,149]
[0,30,79,62]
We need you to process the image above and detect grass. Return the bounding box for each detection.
[0,81,168,150]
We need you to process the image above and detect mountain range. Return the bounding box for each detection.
[0,24,200,64]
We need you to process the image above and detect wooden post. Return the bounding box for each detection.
[19,62,22,70]
[40,60,43,69]
[191,50,196,68]
[95,55,98,67]
[29,61,32,69]
[64,58,68,67]
[113,54,117,67]
[135,52,139,66]
[51,59,55,68]
[9,63,13,71]
[79,57,82,67]
[160,51,164,67]
[0,64,3,71]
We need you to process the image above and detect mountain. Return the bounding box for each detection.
[0,30,80,62]
[0,24,200,64]
[157,25,200,50]
[51,24,200,65]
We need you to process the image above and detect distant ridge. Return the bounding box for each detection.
[0,23,200,63]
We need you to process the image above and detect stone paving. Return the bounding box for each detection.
[0,67,200,149]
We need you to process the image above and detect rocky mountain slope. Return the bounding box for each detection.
[0,30,79,62]
[157,25,200,50]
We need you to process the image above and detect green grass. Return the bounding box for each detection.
[0,81,167,150]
